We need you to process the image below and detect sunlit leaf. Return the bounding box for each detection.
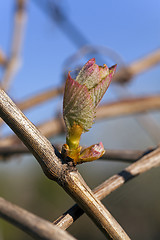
[63,73,95,132]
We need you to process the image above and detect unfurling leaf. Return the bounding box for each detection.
[62,58,116,164]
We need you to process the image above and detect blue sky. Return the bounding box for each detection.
[0,0,160,139]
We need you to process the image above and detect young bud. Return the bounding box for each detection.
[62,58,116,164]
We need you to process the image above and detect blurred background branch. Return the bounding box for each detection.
[0,0,27,91]
[0,49,7,66]
[0,143,156,164]
[113,49,160,84]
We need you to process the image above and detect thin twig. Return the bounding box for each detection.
[16,85,64,111]
[113,49,160,84]
[54,146,160,230]
[0,89,130,239]
[101,148,156,162]
[0,0,27,91]
[112,84,160,145]
[0,86,64,127]
[98,95,160,144]
[0,117,65,147]
[96,95,160,120]
[128,49,160,76]
[0,49,7,66]
[0,197,76,240]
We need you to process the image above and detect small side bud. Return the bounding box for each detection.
[79,142,105,164]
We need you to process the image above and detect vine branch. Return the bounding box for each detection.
[54,146,160,229]
[0,88,130,239]
[0,0,27,91]
[0,197,76,240]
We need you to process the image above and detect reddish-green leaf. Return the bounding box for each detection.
[63,73,95,132]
